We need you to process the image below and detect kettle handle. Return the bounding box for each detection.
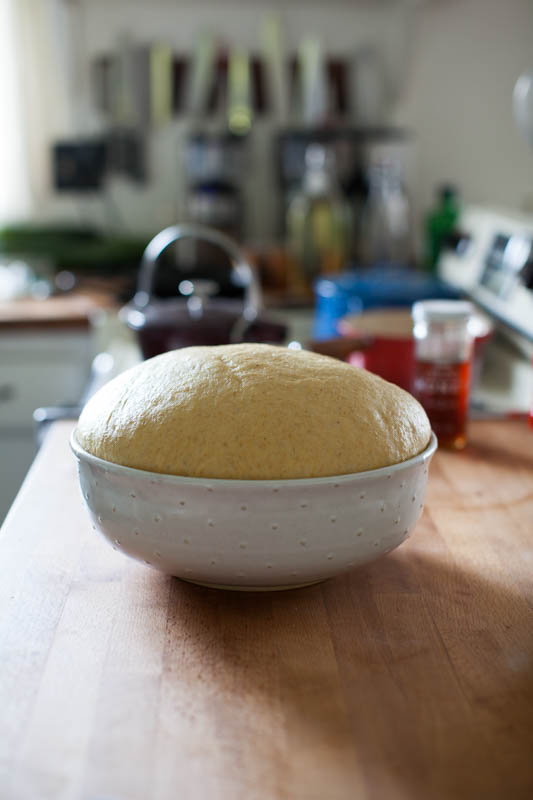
[133,224,262,321]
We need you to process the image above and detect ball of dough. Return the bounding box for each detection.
[77,344,431,479]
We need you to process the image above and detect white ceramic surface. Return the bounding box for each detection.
[71,430,437,590]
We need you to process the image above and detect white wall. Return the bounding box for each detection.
[44,0,533,245]
[395,0,533,217]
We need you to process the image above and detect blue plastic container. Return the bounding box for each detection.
[313,265,459,340]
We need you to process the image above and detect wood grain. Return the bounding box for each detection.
[0,290,116,331]
[0,420,532,800]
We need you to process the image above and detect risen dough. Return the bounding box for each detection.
[77,344,431,479]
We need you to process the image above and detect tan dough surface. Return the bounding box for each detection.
[77,344,432,479]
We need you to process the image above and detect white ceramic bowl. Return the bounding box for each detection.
[71,430,437,591]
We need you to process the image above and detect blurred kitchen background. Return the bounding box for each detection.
[1,0,533,520]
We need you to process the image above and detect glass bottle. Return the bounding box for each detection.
[286,144,351,287]
[412,300,474,450]
[357,157,410,266]
[423,185,460,273]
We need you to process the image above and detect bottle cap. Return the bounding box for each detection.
[412,299,473,323]
[439,184,458,200]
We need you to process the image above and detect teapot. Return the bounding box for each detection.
[121,224,286,359]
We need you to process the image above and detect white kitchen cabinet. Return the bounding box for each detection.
[0,329,92,522]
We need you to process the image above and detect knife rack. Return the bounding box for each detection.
[92,52,351,124]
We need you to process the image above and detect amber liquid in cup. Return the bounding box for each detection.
[413,360,471,449]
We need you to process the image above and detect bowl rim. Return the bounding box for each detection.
[70,428,437,488]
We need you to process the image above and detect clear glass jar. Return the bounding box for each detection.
[411,300,474,450]
[358,158,411,266]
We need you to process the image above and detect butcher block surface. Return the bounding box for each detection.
[0,292,114,330]
[0,420,532,800]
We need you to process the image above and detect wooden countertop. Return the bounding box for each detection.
[1,420,532,800]
[0,283,122,331]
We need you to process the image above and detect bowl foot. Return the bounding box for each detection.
[180,577,326,592]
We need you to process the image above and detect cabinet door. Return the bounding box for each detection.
[0,330,92,427]
[0,430,36,523]
[0,361,89,427]
[0,328,92,521]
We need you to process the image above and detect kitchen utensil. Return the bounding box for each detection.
[261,14,287,124]
[71,429,437,591]
[113,34,137,126]
[150,43,173,126]
[121,224,286,358]
[339,307,493,392]
[298,37,327,126]
[187,32,216,120]
[227,49,252,136]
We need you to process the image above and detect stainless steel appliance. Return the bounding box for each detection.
[438,205,533,414]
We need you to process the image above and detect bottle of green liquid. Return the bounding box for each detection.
[424,185,460,272]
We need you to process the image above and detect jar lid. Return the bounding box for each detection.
[412,299,473,323]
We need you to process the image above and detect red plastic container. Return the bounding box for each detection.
[339,308,492,393]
